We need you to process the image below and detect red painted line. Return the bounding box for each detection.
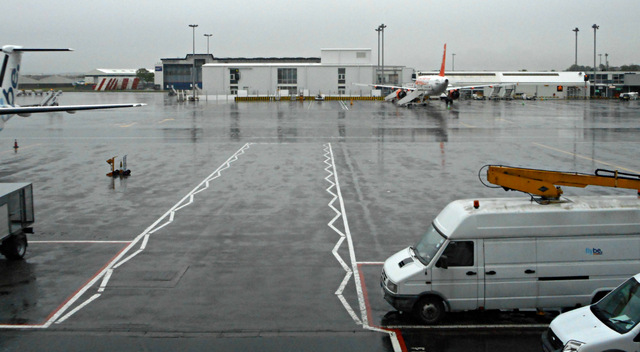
[42,243,129,324]
[357,264,374,325]
[358,263,408,352]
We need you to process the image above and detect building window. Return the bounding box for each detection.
[277,85,297,94]
[230,68,240,84]
[338,68,346,84]
[356,52,366,59]
[338,86,346,95]
[612,74,624,84]
[278,68,297,85]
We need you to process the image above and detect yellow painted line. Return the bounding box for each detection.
[532,142,640,174]
[118,122,137,128]
[0,143,43,155]
[460,122,476,128]
[158,118,175,124]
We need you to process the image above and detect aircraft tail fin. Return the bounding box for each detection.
[439,44,447,77]
[1,46,72,107]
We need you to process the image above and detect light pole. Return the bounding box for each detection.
[592,24,599,95]
[375,27,382,83]
[204,34,212,55]
[379,23,387,83]
[598,53,602,69]
[189,24,198,99]
[605,53,608,71]
[452,53,456,71]
[572,27,579,67]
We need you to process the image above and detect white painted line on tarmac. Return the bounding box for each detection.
[324,143,404,352]
[54,294,102,324]
[117,122,137,128]
[459,122,476,128]
[27,143,254,327]
[98,269,113,293]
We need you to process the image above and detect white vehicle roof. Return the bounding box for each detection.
[433,196,640,240]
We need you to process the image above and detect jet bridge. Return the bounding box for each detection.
[0,183,34,260]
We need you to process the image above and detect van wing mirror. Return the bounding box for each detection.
[436,255,448,269]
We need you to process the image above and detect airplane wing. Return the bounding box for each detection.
[0,103,146,116]
[353,83,418,91]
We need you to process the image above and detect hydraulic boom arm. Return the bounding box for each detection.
[486,165,640,199]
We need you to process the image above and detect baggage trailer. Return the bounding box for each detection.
[0,183,34,260]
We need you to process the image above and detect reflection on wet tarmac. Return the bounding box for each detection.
[3,94,640,352]
[0,260,37,324]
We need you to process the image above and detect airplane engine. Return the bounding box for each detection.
[396,90,407,100]
[449,89,460,100]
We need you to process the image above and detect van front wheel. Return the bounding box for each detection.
[414,296,445,324]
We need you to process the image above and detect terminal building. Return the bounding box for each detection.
[586,71,640,97]
[154,48,640,99]
[154,49,411,96]
[157,54,322,91]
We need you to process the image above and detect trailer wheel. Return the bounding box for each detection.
[0,233,27,260]
[414,296,445,324]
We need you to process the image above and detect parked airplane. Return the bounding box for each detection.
[356,44,498,107]
[0,45,144,128]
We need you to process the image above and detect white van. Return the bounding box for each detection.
[381,196,640,324]
[542,273,640,352]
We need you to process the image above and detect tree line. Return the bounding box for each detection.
[566,64,640,72]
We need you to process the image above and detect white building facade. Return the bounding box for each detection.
[202,49,412,97]
[417,71,590,99]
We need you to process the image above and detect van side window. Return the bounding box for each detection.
[443,241,474,267]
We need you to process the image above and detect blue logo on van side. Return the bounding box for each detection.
[586,248,603,255]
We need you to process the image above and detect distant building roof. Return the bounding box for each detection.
[161,54,320,64]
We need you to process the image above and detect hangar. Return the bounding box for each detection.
[200,49,412,97]
[415,70,590,99]
[84,69,141,91]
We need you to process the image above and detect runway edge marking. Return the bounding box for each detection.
[323,143,406,352]
[46,143,253,326]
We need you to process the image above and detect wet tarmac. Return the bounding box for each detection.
[0,93,639,351]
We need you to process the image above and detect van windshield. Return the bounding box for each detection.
[591,278,640,334]
[413,224,446,265]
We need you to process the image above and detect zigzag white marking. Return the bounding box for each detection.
[324,143,403,352]
[324,143,361,325]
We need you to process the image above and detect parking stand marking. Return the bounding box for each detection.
[324,143,406,352]
[29,143,252,326]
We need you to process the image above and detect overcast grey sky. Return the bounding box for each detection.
[2,0,638,74]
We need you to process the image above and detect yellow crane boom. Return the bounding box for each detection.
[486,165,640,200]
